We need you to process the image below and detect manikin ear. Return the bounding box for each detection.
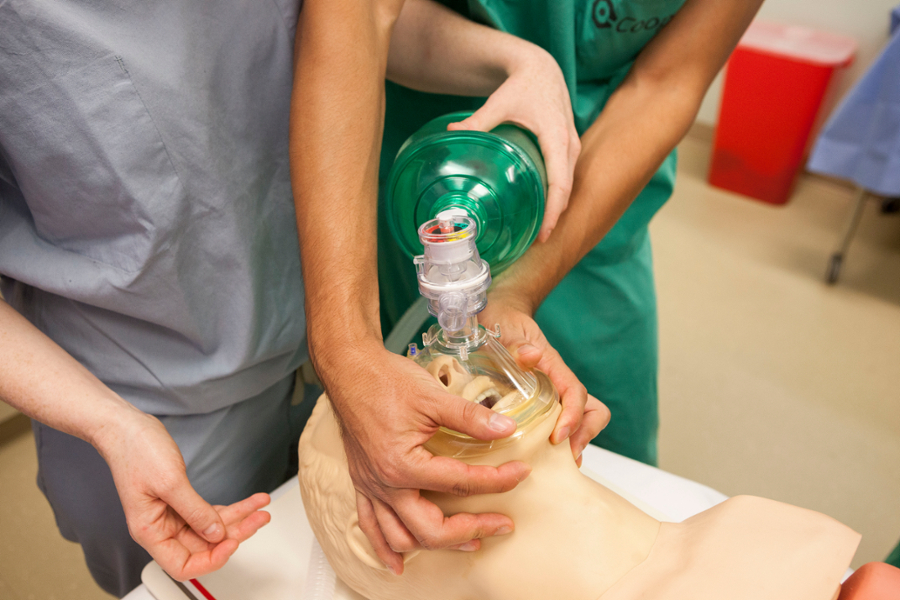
[345,514,420,571]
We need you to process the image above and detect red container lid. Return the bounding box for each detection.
[737,20,857,67]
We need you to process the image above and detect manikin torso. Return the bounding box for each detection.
[298,383,859,600]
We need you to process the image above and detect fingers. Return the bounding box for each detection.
[413,454,531,496]
[391,491,515,551]
[159,473,226,544]
[540,351,588,445]
[552,379,587,446]
[216,492,270,525]
[153,534,240,582]
[536,129,575,243]
[428,393,516,441]
[356,493,404,575]
[568,396,610,462]
[509,342,543,371]
[446,99,504,133]
[218,494,272,544]
[371,497,420,554]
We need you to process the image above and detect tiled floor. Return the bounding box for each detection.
[0,133,898,598]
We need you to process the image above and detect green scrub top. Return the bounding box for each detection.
[378,0,686,465]
[888,539,900,568]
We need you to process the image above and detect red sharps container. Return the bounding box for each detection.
[709,21,856,204]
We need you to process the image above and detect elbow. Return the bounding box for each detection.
[373,0,406,35]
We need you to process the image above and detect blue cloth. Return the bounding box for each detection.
[0,1,308,415]
[807,17,900,197]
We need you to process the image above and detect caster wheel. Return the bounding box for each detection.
[881,198,900,214]
[826,254,842,285]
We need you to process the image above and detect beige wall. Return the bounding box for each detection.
[696,0,898,125]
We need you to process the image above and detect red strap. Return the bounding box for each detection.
[189,579,217,600]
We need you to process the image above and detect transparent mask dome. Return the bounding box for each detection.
[409,326,558,459]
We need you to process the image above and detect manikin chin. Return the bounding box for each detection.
[298,367,859,600]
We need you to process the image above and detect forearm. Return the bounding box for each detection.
[0,299,143,451]
[289,0,405,379]
[491,0,762,311]
[388,0,548,97]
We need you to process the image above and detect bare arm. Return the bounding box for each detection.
[0,298,139,443]
[290,0,530,576]
[387,0,539,96]
[289,0,398,357]
[0,299,270,579]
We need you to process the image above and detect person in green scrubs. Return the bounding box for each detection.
[378,0,762,465]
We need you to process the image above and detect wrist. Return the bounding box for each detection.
[502,41,553,81]
[487,280,539,317]
[89,396,152,460]
[308,328,388,391]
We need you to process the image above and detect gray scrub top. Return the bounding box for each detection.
[0,0,308,415]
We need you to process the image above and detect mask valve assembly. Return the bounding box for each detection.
[413,209,491,347]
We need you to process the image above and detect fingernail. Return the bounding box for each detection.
[387,564,399,576]
[203,524,220,537]
[557,427,570,442]
[496,526,512,536]
[518,344,538,355]
[489,413,515,432]
[459,541,478,552]
[575,451,583,463]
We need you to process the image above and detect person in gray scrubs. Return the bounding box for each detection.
[0,0,600,595]
[0,1,312,596]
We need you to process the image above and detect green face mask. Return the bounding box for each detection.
[385,112,547,275]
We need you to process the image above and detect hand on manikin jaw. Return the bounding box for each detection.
[299,355,861,600]
[317,346,531,575]
[477,293,610,466]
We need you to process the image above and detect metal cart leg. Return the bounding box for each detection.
[826,187,867,285]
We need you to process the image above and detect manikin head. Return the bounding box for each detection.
[298,355,861,600]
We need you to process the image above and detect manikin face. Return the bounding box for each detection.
[298,361,859,600]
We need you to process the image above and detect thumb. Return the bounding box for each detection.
[509,342,543,371]
[431,393,516,441]
[162,475,226,543]
[446,102,505,134]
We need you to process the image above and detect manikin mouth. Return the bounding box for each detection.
[475,388,502,409]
